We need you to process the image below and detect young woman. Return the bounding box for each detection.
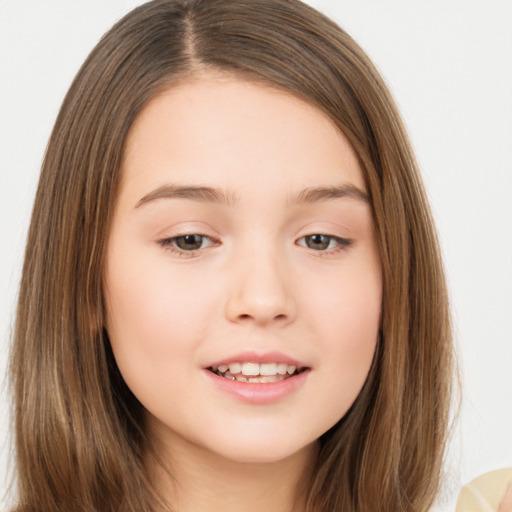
[10,1,454,511]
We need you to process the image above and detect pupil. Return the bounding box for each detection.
[177,235,202,250]
[308,234,329,250]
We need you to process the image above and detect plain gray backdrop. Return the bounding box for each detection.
[1,1,511,510]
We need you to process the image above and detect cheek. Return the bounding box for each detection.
[104,254,218,387]
[307,255,381,337]
[104,263,222,427]
[303,256,381,390]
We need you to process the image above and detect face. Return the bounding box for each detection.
[104,76,382,464]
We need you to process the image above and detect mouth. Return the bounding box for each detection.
[207,361,307,384]
[204,355,310,404]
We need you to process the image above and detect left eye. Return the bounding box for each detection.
[296,234,351,251]
[159,234,215,252]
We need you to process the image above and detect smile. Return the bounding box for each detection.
[209,362,301,383]
[204,352,310,403]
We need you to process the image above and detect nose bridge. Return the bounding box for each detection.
[224,235,295,326]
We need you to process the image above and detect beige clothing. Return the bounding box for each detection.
[456,468,512,512]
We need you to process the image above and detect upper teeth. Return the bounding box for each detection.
[215,362,297,376]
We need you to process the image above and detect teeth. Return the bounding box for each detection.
[228,362,242,374]
[231,374,285,383]
[260,375,282,383]
[212,361,301,380]
[277,363,288,375]
[260,363,277,376]
[241,362,260,376]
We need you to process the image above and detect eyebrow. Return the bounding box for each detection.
[135,184,238,208]
[134,183,370,209]
[290,185,370,205]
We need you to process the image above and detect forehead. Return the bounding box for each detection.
[120,76,365,206]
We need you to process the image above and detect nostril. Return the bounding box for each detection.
[237,313,287,321]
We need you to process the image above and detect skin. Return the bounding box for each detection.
[104,74,382,512]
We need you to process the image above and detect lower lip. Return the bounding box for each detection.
[203,369,310,404]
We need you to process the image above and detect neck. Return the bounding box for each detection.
[148,428,318,512]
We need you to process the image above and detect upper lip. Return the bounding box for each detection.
[205,350,309,370]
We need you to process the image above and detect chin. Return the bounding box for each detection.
[199,432,317,465]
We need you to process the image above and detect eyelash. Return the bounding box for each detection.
[157,233,352,258]
[296,234,352,255]
[157,233,218,258]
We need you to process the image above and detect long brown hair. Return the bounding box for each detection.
[10,1,454,511]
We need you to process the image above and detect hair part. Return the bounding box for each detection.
[10,1,454,511]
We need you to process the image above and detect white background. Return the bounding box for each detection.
[1,1,511,510]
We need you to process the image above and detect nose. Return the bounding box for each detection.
[224,246,296,327]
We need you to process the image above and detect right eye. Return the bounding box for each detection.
[157,234,217,256]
